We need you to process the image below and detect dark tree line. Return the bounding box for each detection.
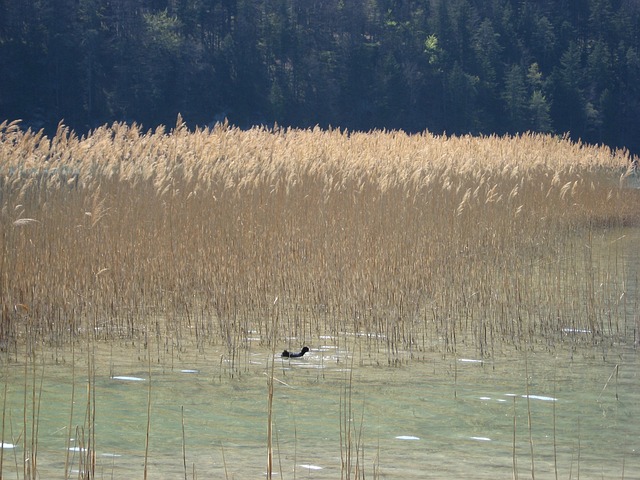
[1,0,640,154]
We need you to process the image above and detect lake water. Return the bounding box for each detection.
[1,228,639,479]
[1,339,639,479]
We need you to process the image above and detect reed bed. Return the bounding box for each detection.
[1,118,638,366]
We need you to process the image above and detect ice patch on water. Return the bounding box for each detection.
[504,393,557,402]
[562,327,591,334]
[523,394,557,402]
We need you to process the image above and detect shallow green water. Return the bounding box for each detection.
[2,228,639,479]
[1,340,639,479]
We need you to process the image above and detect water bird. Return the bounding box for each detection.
[281,346,309,358]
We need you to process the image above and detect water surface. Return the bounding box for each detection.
[1,341,639,479]
[1,228,639,479]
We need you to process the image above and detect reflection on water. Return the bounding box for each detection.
[1,228,639,479]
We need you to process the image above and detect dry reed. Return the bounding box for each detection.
[1,117,639,368]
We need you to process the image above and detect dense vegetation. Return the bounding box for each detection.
[1,120,638,363]
[1,0,640,155]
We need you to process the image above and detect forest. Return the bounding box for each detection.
[1,0,639,155]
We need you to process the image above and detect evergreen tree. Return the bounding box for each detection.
[1,0,640,154]
[502,64,528,132]
[529,90,552,133]
[550,41,588,137]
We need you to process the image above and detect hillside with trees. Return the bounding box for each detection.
[1,0,639,155]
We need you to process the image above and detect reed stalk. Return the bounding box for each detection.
[524,350,535,480]
[64,343,76,479]
[266,356,274,480]
[512,396,518,480]
[577,419,581,479]
[83,340,96,480]
[220,441,229,480]
[1,376,7,477]
[340,349,362,480]
[33,359,44,479]
[181,406,187,480]
[553,375,558,480]
[22,341,31,478]
[1,122,637,367]
[144,346,152,480]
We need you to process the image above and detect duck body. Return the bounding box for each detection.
[282,346,309,358]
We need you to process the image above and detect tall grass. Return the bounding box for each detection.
[1,118,638,367]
